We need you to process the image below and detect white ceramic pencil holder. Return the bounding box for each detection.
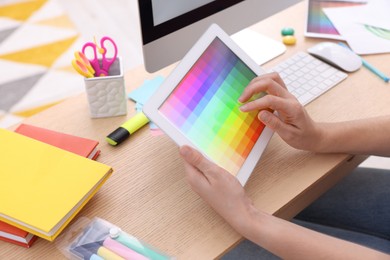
[84,56,127,118]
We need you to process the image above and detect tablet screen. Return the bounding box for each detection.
[158,37,266,175]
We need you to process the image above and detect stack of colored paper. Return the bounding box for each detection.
[0,221,37,248]
[0,124,103,247]
[0,128,113,242]
[15,124,101,160]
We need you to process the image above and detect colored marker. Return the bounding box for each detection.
[110,228,169,260]
[106,112,150,146]
[71,241,125,260]
[103,237,149,260]
[70,243,104,260]
[90,255,104,260]
[97,246,125,260]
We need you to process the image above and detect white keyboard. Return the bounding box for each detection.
[270,52,348,105]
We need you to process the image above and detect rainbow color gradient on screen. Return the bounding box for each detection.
[159,38,265,175]
[307,1,363,35]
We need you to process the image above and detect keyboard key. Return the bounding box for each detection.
[298,92,313,105]
[270,52,348,105]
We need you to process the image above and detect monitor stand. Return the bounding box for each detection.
[231,28,286,65]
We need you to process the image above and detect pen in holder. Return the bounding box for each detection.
[84,56,128,118]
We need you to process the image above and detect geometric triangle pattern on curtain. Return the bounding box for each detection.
[0,0,84,128]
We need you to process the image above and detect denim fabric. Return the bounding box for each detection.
[222,167,390,259]
[295,167,390,241]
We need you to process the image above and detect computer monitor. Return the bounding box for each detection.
[138,0,301,73]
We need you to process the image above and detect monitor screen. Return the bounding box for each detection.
[139,0,244,44]
[152,0,215,26]
[138,0,301,72]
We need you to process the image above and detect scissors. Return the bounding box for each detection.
[71,51,95,78]
[82,36,118,77]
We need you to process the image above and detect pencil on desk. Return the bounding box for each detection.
[338,42,389,83]
[361,59,389,83]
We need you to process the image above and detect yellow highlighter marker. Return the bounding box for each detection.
[106,112,150,146]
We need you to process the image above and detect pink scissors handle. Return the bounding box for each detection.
[100,36,118,75]
[82,36,118,77]
[82,42,102,76]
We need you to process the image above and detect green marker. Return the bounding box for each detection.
[106,112,150,146]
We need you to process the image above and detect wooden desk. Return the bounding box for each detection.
[2,1,390,259]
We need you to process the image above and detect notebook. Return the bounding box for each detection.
[15,124,100,160]
[0,124,102,247]
[0,221,37,248]
[0,129,113,241]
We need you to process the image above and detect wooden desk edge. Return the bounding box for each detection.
[274,154,368,220]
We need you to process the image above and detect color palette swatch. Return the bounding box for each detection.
[159,38,265,175]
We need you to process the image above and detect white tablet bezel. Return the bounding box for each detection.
[143,23,274,186]
[304,0,344,40]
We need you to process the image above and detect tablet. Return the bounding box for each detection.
[143,24,274,186]
[304,0,343,40]
[304,0,365,40]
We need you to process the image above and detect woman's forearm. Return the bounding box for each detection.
[314,116,390,156]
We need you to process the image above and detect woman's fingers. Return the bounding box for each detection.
[240,94,296,113]
[239,73,289,103]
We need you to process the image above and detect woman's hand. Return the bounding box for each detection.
[179,146,390,260]
[239,72,323,151]
[179,145,258,237]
